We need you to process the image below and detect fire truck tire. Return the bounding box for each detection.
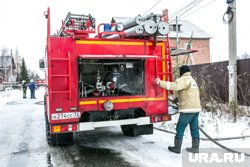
[121,124,153,137]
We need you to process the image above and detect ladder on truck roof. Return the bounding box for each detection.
[58,12,96,38]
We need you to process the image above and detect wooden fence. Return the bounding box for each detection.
[189,58,250,106]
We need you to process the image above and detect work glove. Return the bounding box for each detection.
[155,77,161,85]
[173,97,179,104]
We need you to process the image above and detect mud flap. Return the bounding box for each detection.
[50,133,74,145]
[121,124,153,137]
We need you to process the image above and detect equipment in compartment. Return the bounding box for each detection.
[78,58,145,97]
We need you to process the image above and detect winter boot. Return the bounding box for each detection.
[186,138,199,153]
[168,137,183,154]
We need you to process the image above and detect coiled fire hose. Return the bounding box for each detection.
[154,100,250,156]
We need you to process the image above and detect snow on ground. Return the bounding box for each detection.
[0,88,47,167]
[158,109,250,150]
[0,89,23,104]
[0,88,250,167]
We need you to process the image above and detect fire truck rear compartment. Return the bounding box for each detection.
[77,58,152,136]
[78,58,145,98]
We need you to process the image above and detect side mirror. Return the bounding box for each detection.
[39,59,45,69]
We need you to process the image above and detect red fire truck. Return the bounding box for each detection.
[42,8,173,145]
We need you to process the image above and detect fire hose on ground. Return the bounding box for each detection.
[154,100,250,156]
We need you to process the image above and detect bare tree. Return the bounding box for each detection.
[14,48,22,82]
[1,47,9,56]
[0,47,10,82]
[30,70,40,81]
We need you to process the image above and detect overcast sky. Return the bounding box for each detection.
[0,0,249,77]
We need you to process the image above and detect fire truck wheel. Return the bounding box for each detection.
[121,124,153,137]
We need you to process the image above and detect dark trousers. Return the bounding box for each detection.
[176,112,199,139]
[23,90,27,98]
[30,90,35,98]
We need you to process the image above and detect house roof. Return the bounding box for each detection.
[168,20,211,39]
[0,55,16,69]
[111,17,131,23]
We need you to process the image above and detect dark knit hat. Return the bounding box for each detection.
[180,65,190,76]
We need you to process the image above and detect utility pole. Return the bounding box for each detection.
[176,16,179,48]
[227,1,237,104]
[224,0,237,122]
[176,16,179,68]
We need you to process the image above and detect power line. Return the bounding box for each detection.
[177,1,202,18]
[169,0,203,23]
[169,0,201,19]
[179,0,217,20]
[169,0,202,18]
[143,0,162,16]
[142,0,213,23]
[142,0,217,25]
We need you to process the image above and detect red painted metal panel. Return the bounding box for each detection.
[48,38,78,124]
[76,42,147,55]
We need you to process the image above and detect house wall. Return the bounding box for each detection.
[0,76,3,83]
[0,71,5,84]
[0,67,15,83]
[169,38,210,66]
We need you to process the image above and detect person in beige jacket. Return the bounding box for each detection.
[155,65,202,154]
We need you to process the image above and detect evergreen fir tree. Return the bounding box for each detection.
[20,58,29,83]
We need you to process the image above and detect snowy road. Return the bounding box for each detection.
[0,88,181,167]
[0,88,250,167]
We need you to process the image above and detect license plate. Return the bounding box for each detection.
[51,112,81,120]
